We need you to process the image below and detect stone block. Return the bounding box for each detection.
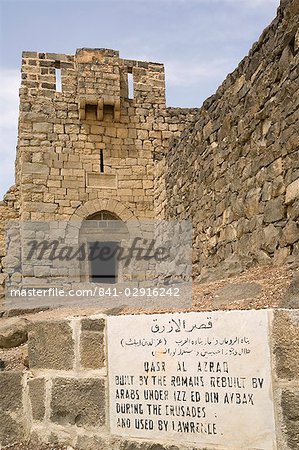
[288,199,299,221]
[28,320,74,370]
[137,130,149,140]
[81,317,105,332]
[282,274,299,309]
[87,173,116,188]
[80,331,105,370]
[65,124,79,134]
[0,317,29,348]
[117,128,128,139]
[28,377,46,421]
[262,224,280,253]
[54,124,65,134]
[264,197,285,223]
[119,441,180,450]
[32,122,53,133]
[273,246,290,266]
[22,162,50,175]
[50,377,105,427]
[90,125,102,135]
[0,372,23,411]
[245,188,260,218]
[76,435,112,450]
[281,389,299,450]
[22,51,38,58]
[273,310,299,380]
[281,220,299,246]
[0,411,25,447]
[212,282,262,306]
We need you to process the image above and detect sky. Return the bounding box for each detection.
[0,0,280,198]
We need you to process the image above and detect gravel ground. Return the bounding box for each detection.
[192,264,295,311]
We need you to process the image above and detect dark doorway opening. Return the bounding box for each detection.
[89,241,118,284]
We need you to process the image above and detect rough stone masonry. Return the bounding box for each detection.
[0,47,198,302]
[0,0,298,448]
[0,0,298,296]
[0,309,299,449]
[155,0,299,282]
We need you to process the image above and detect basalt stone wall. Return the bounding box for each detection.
[155,0,299,281]
[0,309,298,449]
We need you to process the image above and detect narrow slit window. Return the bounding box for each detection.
[128,72,134,99]
[100,149,104,173]
[55,64,62,92]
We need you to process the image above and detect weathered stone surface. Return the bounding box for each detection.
[288,199,299,221]
[154,0,299,278]
[198,255,243,283]
[76,435,114,450]
[281,390,299,450]
[0,317,29,348]
[286,178,299,205]
[120,442,180,450]
[3,305,50,318]
[0,411,25,447]
[0,272,8,285]
[28,377,46,421]
[0,46,201,303]
[22,162,50,175]
[80,331,105,369]
[283,273,299,309]
[5,47,198,242]
[264,198,285,223]
[0,372,23,410]
[212,282,262,305]
[0,372,25,446]
[262,224,280,253]
[32,122,53,133]
[28,320,74,370]
[81,317,105,332]
[50,377,105,427]
[273,310,299,380]
[0,2,298,447]
[281,220,299,246]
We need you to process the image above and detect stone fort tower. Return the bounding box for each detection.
[13,48,197,223]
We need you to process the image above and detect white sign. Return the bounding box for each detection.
[107,310,276,449]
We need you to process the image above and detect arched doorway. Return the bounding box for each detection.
[71,198,139,223]
[86,211,120,221]
[80,210,128,284]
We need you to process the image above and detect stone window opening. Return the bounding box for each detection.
[100,149,104,173]
[54,61,62,92]
[127,69,134,99]
[103,104,114,121]
[85,104,98,121]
